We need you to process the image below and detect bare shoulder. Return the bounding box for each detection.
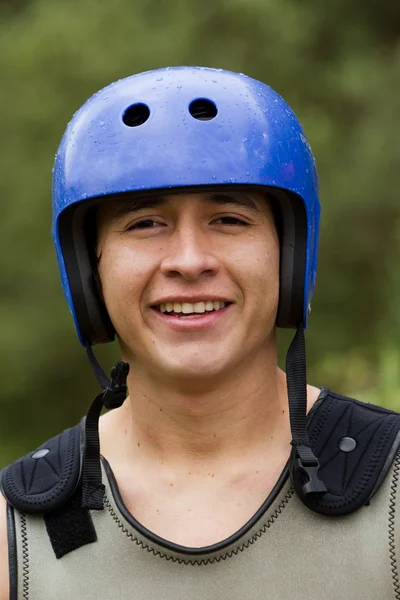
[0,493,10,599]
[307,384,323,412]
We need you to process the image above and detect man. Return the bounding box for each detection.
[1,67,399,599]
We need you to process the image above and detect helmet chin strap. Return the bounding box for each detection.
[286,325,327,497]
[81,327,325,510]
[81,346,129,510]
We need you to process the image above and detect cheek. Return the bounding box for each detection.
[98,245,153,309]
[244,244,280,332]
[234,237,279,297]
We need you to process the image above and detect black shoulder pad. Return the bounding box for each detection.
[294,389,400,516]
[1,421,84,514]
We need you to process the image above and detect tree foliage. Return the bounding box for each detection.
[1,0,399,466]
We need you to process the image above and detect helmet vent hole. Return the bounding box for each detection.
[122,103,150,127]
[189,98,218,121]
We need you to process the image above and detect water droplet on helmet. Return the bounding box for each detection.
[99,121,105,127]
[156,77,163,82]
[212,175,217,180]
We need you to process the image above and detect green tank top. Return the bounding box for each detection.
[11,453,400,599]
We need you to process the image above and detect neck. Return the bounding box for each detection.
[100,346,296,468]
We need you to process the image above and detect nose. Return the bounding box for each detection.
[160,224,220,281]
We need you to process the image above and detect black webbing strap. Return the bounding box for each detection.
[81,389,108,510]
[286,325,327,496]
[286,324,308,445]
[81,347,129,510]
[85,345,110,389]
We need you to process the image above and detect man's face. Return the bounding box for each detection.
[96,189,280,382]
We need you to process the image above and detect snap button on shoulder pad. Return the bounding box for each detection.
[338,437,357,453]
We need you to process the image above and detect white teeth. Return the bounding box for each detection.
[157,301,226,314]
[194,301,206,313]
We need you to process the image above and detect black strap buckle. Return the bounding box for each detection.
[294,444,327,497]
[103,362,130,409]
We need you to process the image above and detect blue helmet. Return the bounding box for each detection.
[52,66,320,346]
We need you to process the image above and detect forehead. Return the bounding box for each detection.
[97,188,274,225]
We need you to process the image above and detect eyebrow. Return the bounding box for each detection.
[110,190,260,223]
[110,196,169,222]
[205,192,259,211]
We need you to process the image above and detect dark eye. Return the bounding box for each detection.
[129,219,158,230]
[215,216,247,225]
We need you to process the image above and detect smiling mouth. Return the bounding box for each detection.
[153,301,230,318]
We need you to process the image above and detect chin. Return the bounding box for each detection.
[157,353,233,382]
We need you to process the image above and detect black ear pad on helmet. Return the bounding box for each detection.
[59,202,115,346]
[58,186,307,346]
[273,190,307,328]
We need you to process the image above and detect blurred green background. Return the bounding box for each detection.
[1,0,399,467]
